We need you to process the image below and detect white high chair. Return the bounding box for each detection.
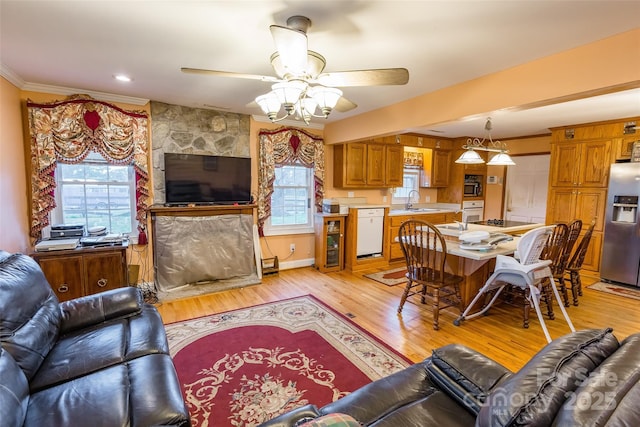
[453,225,576,343]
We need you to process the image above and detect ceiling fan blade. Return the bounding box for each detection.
[270,25,308,75]
[181,67,280,83]
[334,96,357,113]
[315,68,409,87]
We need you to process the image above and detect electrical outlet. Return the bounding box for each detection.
[290,243,296,252]
[425,195,431,203]
[383,195,388,203]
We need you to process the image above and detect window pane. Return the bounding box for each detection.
[269,164,312,229]
[56,158,136,235]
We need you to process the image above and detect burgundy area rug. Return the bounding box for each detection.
[587,281,640,301]
[364,267,407,286]
[164,295,411,427]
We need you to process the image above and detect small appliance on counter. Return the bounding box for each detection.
[50,224,85,239]
[322,199,340,213]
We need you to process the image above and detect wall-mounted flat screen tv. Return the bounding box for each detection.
[164,153,252,205]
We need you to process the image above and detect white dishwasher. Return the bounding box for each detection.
[356,208,385,257]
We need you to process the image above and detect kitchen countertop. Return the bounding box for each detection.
[395,234,519,261]
[435,222,543,237]
[447,237,519,261]
[388,208,457,216]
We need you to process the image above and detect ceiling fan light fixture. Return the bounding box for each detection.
[255,93,281,120]
[271,81,306,114]
[308,86,343,117]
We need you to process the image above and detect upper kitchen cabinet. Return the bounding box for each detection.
[615,134,640,161]
[421,149,451,188]
[550,140,611,188]
[334,142,403,188]
[334,142,367,186]
[403,146,451,188]
[385,145,404,187]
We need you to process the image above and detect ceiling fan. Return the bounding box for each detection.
[181,15,409,123]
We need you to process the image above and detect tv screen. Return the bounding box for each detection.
[164,153,251,205]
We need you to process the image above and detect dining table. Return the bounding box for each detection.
[409,222,543,309]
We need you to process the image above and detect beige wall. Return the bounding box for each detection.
[2,28,638,271]
[484,135,552,219]
[323,29,640,144]
[0,77,29,253]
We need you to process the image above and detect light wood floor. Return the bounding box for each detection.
[155,265,640,372]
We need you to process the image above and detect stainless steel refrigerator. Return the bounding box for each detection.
[600,162,640,287]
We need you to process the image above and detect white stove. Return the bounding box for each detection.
[461,200,484,223]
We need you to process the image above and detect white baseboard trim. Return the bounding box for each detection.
[279,257,315,271]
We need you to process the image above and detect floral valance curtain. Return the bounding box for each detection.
[26,94,150,239]
[257,126,325,235]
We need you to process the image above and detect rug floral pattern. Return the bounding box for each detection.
[165,295,410,427]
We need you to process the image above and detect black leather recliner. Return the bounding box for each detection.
[0,251,191,427]
[261,327,640,426]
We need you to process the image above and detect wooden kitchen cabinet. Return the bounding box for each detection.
[386,212,449,261]
[314,214,345,272]
[366,144,386,186]
[32,243,128,302]
[334,142,403,188]
[547,187,606,232]
[550,140,612,188]
[385,144,404,187]
[334,142,367,186]
[420,149,451,187]
[546,186,606,273]
[615,135,639,160]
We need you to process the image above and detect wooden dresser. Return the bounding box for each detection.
[32,242,128,302]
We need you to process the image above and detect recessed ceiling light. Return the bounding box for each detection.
[114,74,132,82]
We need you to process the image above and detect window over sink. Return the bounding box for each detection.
[392,168,420,205]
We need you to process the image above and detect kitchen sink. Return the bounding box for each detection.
[437,225,463,230]
[409,208,440,212]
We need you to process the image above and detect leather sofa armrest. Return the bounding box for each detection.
[257,404,321,427]
[319,362,435,425]
[59,287,144,334]
[426,343,512,415]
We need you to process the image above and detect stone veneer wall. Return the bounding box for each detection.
[150,101,251,204]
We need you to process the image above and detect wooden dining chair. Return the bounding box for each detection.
[454,226,576,343]
[397,219,464,330]
[553,219,583,306]
[564,221,595,306]
[537,222,570,321]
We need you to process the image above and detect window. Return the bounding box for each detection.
[265,164,313,235]
[51,152,137,237]
[392,169,420,205]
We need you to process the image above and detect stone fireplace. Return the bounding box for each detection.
[149,102,257,293]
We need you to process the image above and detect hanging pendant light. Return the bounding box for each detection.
[455,118,516,165]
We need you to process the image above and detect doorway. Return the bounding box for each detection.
[504,154,550,223]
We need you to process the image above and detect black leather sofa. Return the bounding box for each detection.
[0,251,190,427]
[261,328,640,426]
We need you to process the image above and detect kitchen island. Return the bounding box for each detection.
[405,221,543,309]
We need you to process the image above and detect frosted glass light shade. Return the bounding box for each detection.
[308,86,342,116]
[455,149,484,164]
[255,92,282,120]
[487,152,516,165]
[271,81,306,113]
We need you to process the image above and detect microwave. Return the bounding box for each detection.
[463,182,481,197]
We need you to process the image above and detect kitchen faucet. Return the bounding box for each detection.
[405,190,419,210]
[455,220,468,231]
